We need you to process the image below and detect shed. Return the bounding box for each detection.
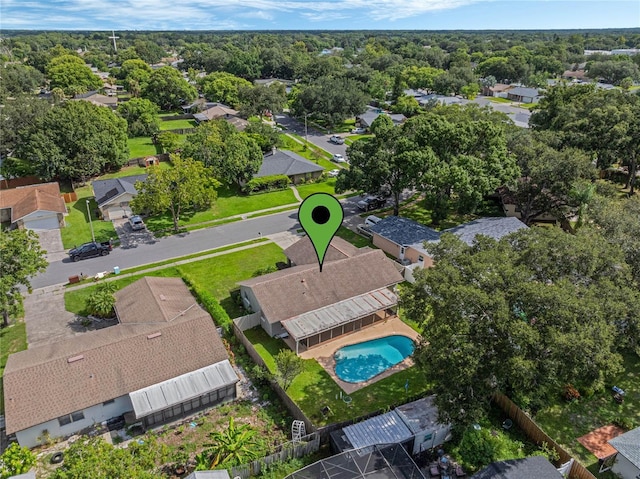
[335,410,413,452]
[395,395,452,454]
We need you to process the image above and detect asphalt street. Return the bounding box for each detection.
[275,113,349,158]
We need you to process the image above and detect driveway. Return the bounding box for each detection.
[113,218,157,250]
[36,229,67,262]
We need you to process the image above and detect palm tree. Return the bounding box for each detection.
[198,417,261,470]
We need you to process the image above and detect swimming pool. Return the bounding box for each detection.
[334,335,415,383]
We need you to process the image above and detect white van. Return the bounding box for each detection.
[364,215,382,227]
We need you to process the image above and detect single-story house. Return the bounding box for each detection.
[284,235,363,267]
[481,83,512,98]
[496,185,559,222]
[255,149,324,184]
[92,174,147,220]
[418,94,469,107]
[442,217,528,246]
[506,86,541,104]
[193,103,248,131]
[562,69,587,81]
[238,248,403,353]
[356,109,406,129]
[471,456,563,478]
[608,426,640,479]
[73,90,118,109]
[3,277,238,447]
[0,182,67,230]
[330,395,451,455]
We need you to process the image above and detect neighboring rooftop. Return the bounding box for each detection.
[284,235,364,266]
[0,182,66,222]
[369,216,440,246]
[342,410,413,450]
[507,86,540,98]
[92,174,147,207]
[609,426,640,468]
[394,395,442,434]
[255,150,323,178]
[442,217,527,245]
[471,456,563,479]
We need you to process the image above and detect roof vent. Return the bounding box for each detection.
[147,332,162,340]
[67,355,84,363]
[159,294,167,301]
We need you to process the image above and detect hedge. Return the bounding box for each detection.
[242,174,290,194]
[181,273,232,332]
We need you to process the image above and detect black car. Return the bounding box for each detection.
[357,196,387,211]
[69,241,112,262]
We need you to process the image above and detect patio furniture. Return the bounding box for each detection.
[430,463,440,477]
[502,418,513,430]
[455,464,466,477]
[320,406,332,417]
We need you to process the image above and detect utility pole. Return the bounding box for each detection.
[86,199,96,243]
[304,112,308,143]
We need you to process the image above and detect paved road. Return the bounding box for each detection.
[275,113,348,158]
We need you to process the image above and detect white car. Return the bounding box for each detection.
[328,169,341,177]
[329,135,345,145]
[351,127,367,134]
[332,154,347,163]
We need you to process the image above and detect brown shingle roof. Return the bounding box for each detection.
[238,249,403,324]
[284,236,365,266]
[0,183,66,222]
[3,277,229,435]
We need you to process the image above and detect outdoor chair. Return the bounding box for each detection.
[502,418,513,430]
[320,405,332,417]
[430,462,440,477]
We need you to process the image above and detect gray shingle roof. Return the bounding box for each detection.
[442,217,527,245]
[369,216,440,246]
[471,456,563,479]
[92,175,147,206]
[507,86,540,98]
[609,426,640,468]
[255,150,323,178]
[284,236,364,266]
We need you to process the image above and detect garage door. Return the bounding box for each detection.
[106,206,132,220]
[24,216,60,230]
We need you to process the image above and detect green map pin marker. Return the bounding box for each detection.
[298,193,344,272]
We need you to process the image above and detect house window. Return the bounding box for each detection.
[103,399,115,406]
[423,433,433,441]
[418,255,424,262]
[71,411,85,422]
[58,415,72,426]
[400,246,406,255]
[58,410,85,426]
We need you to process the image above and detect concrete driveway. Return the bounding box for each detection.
[36,229,67,262]
[113,218,157,249]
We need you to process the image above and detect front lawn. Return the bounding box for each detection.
[0,321,27,413]
[397,197,504,230]
[127,136,160,158]
[244,327,432,426]
[295,180,336,199]
[334,225,372,248]
[159,119,197,130]
[64,243,286,318]
[60,186,117,249]
[280,135,335,170]
[345,134,373,146]
[534,350,640,470]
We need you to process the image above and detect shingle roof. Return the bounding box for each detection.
[238,249,403,324]
[471,456,563,479]
[609,426,640,468]
[507,86,540,98]
[283,235,364,266]
[255,150,323,178]
[3,277,229,435]
[0,183,66,222]
[357,110,406,128]
[72,92,117,107]
[92,175,147,207]
[369,216,440,246]
[442,217,527,245]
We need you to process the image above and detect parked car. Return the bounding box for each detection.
[357,224,373,238]
[328,169,341,177]
[351,127,367,134]
[364,215,382,227]
[69,241,112,262]
[332,154,347,163]
[358,196,387,211]
[329,135,345,144]
[129,215,145,231]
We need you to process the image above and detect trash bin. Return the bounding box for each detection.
[68,275,80,284]
[113,266,120,275]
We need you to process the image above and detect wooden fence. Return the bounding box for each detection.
[492,393,597,479]
[160,113,194,121]
[229,432,320,479]
[61,192,78,203]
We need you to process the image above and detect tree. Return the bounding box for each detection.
[274,349,304,391]
[142,66,197,111]
[155,131,182,154]
[0,229,48,327]
[0,443,36,479]
[238,83,288,118]
[118,59,152,95]
[16,100,129,181]
[244,119,281,152]
[391,95,421,117]
[86,282,117,318]
[133,39,166,64]
[586,60,640,85]
[117,97,160,137]
[199,417,261,469]
[0,94,52,159]
[199,72,252,108]
[131,155,220,233]
[402,227,635,425]
[0,63,45,99]
[46,54,102,96]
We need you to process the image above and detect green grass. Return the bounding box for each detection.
[488,97,513,104]
[334,225,372,248]
[280,135,336,170]
[244,327,432,426]
[60,185,117,249]
[0,321,27,413]
[311,118,355,134]
[295,180,336,199]
[64,243,286,318]
[534,351,640,470]
[158,119,197,130]
[144,184,298,232]
[127,136,160,158]
[345,134,373,146]
[518,103,538,110]
[396,197,504,231]
[97,161,172,180]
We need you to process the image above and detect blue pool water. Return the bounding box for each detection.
[334,335,415,383]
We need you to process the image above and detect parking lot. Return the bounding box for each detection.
[113,217,157,249]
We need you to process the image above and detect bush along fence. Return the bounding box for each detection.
[229,432,321,479]
[492,393,597,479]
[242,174,290,195]
[181,273,232,333]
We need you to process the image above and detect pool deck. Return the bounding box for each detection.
[298,316,421,395]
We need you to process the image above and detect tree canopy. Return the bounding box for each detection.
[117,97,160,137]
[142,66,197,111]
[46,54,102,96]
[198,71,252,108]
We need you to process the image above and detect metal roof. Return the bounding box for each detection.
[281,288,397,341]
[129,360,238,419]
[343,411,413,450]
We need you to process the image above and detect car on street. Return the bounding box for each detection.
[351,127,367,134]
[358,196,387,211]
[329,135,345,144]
[332,154,347,163]
[328,169,341,177]
[129,215,145,231]
[69,241,112,262]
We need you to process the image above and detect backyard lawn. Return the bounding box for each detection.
[64,242,286,318]
[60,185,117,249]
[127,136,160,158]
[534,350,640,472]
[280,134,336,171]
[96,161,172,180]
[0,321,27,413]
[244,327,432,426]
[158,119,197,130]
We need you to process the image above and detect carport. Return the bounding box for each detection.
[281,288,398,354]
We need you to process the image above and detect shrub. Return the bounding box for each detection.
[181,273,232,332]
[242,175,290,194]
[86,282,117,318]
[0,443,36,478]
[563,384,581,402]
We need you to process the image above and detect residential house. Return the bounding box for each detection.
[254,78,294,94]
[255,149,323,185]
[562,69,587,82]
[238,248,403,353]
[496,185,558,222]
[418,94,469,107]
[0,182,67,231]
[506,86,541,104]
[608,426,640,479]
[193,103,248,130]
[356,108,406,129]
[471,456,564,478]
[481,83,512,97]
[443,217,528,246]
[3,277,239,448]
[284,235,363,267]
[73,90,118,109]
[92,174,147,220]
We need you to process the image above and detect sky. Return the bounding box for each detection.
[0,0,639,31]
